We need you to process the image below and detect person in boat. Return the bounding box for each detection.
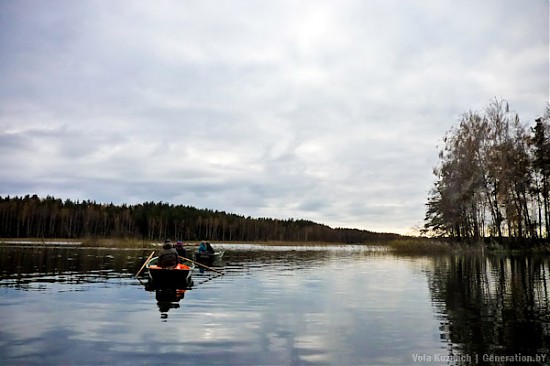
[158,240,179,268]
[198,241,207,254]
[175,241,187,258]
[205,242,215,254]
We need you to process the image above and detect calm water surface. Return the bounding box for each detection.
[0,244,548,365]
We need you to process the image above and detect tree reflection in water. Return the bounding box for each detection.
[428,254,550,361]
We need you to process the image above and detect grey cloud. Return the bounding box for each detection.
[0,0,547,234]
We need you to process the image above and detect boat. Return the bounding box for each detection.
[194,250,224,265]
[146,257,195,289]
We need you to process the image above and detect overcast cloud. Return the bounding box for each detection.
[0,0,548,234]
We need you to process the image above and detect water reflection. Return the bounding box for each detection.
[143,277,192,320]
[0,245,152,289]
[155,288,185,319]
[427,254,550,363]
[1,243,549,365]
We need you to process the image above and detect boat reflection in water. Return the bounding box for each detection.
[144,277,193,320]
[144,256,195,320]
[155,286,185,320]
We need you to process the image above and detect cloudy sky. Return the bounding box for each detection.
[0,0,548,234]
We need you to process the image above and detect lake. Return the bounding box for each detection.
[0,243,548,365]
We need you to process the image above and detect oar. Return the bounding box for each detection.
[135,251,155,277]
[179,256,225,275]
[193,273,224,287]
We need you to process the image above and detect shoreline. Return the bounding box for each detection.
[0,238,375,247]
[2,237,547,253]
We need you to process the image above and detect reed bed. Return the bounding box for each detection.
[385,238,454,255]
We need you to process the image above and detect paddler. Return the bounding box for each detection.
[175,241,187,258]
[158,239,179,268]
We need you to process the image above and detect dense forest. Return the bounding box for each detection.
[424,100,550,245]
[0,195,401,243]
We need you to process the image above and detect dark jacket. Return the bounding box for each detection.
[158,248,179,268]
[175,245,187,258]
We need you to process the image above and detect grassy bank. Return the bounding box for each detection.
[384,238,455,255]
[386,238,550,254]
[1,237,449,250]
[0,238,350,248]
[0,238,156,248]
[3,237,546,254]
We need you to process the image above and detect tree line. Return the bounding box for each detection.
[0,195,401,243]
[424,99,550,245]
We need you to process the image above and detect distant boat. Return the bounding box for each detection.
[194,250,225,265]
[146,257,194,288]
